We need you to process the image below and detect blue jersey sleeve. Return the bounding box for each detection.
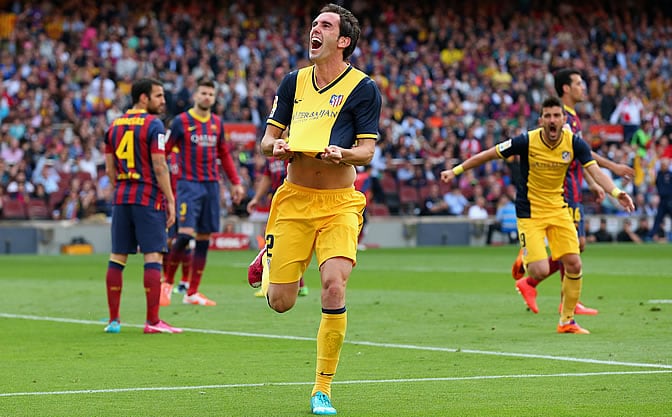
[267,71,298,130]
[572,134,595,166]
[350,78,382,140]
[495,132,528,159]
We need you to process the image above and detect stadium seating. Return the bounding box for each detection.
[368,202,390,217]
[2,198,27,220]
[26,200,50,220]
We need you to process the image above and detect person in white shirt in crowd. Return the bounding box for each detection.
[444,187,469,215]
[467,196,489,220]
[610,87,644,142]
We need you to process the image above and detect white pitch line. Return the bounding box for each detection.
[649,299,672,304]
[2,313,671,371]
[229,262,671,277]
[1,370,671,398]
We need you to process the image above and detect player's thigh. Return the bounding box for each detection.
[177,181,205,230]
[110,205,138,254]
[132,205,169,254]
[315,193,365,267]
[196,181,220,234]
[517,218,549,264]
[547,213,580,260]
[265,188,315,284]
[266,218,314,284]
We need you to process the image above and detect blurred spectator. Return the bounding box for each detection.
[634,217,653,242]
[0,184,5,217]
[587,218,614,243]
[32,160,60,194]
[405,165,428,188]
[467,196,489,220]
[95,173,113,217]
[6,170,34,195]
[616,218,642,243]
[649,158,672,240]
[610,88,644,142]
[420,183,449,216]
[59,189,81,220]
[444,187,469,216]
[78,178,97,218]
[77,148,98,180]
[31,182,49,204]
[1,137,23,165]
[0,158,10,186]
[486,194,518,245]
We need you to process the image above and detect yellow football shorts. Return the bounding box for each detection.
[265,180,366,284]
[517,210,580,265]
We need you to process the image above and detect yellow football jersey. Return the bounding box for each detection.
[496,127,596,218]
[267,65,381,153]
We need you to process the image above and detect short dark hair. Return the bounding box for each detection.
[131,78,163,105]
[320,3,360,60]
[541,96,563,110]
[197,78,216,89]
[554,68,581,97]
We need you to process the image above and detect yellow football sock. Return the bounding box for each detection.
[261,250,270,296]
[561,270,582,323]
[312,309,347,398]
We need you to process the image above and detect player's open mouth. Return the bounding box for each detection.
[549,125,557,134]
[311,37,322,51]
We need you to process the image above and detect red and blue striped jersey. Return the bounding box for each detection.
[167,145,180,197]
[168,109,241,185]
[563,104,583,204]
[105,109,168,208]
[265,157,288,193]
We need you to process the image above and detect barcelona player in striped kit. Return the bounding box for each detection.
[161,78,245,307]
[512,69,634,314]
[103,78,181,334]
[161,144,193,303]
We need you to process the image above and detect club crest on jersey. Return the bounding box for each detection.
[329,94,344,107]
[562,151,571,161]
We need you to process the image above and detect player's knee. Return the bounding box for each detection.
[172,233,192,251]
[526,262,549,280]
[267,283,299,313]
[268,294,296,313]
[561,255,582,274]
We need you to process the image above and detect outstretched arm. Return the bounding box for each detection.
[247,173,272,213]
[584,163,635,212]
[592,151,634,179]
[440,147,500,183]
[583,168,605,203]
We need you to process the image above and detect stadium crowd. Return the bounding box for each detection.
[0,0,671,240]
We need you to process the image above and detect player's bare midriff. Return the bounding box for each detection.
[286,152,356,189]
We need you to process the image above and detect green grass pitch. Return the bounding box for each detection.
[0,244,670,416]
